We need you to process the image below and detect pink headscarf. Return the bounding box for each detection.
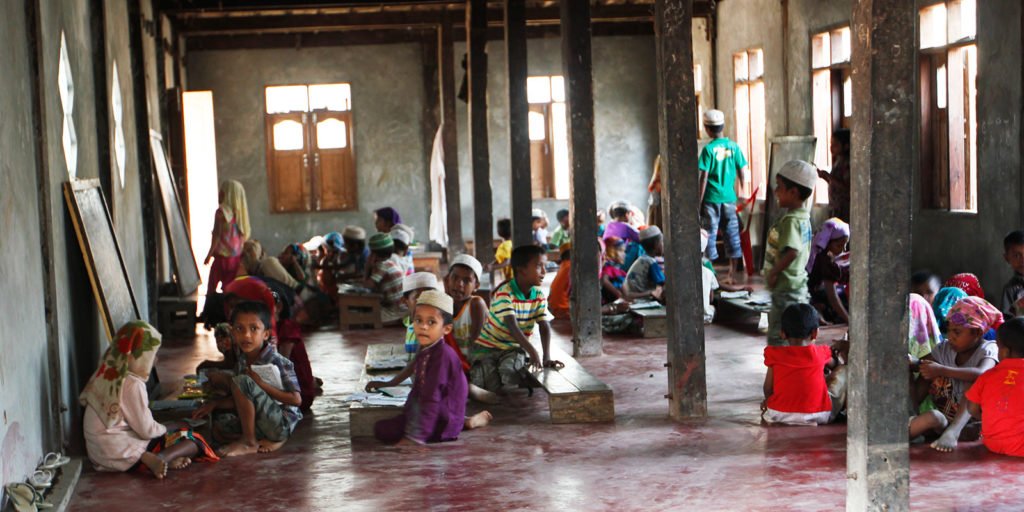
[946,296,1004,332]
[806,218,850,273]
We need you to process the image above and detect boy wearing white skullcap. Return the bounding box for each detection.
[698,108,750,284]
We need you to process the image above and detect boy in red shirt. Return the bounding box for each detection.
[762,304,839,425]
[965,317,1024,457]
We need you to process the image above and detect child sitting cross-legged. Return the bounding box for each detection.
[910,297,1001,452]
[965,317,1024,457]
[761,304,840,425]
[471,245,563,394]
[196,323,238,372]
[82,322,218,478]
[193,300,303,457]
[363,232,408,324]
[625,226,666,302]
[600,236,630,304]
[1000,230,1024,319]
[374,290,470,445]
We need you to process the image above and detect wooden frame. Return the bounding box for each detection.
[150,130,202,295]
[63,179,141,341]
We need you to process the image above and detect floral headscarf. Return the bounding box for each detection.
[79,321,162,429]
[947,296,1004,332]
[945,273,985,299]
[932,287,968,333]
[805,218,850,273]
[908,294,942,360]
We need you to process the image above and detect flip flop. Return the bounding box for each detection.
[27,470,54,490]
[5,482,52,512]
[38,452,69,470]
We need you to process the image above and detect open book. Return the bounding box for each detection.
[250,364,284,391]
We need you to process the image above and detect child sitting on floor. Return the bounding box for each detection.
[365,272,445,392]
[532,208,550,248]
[1000,230,1024,319]
[82,321,219,478]
[761,304,839,425]
[550,209,571,248]
[471,245,563,393]
[965,317,1024,457]
[363,232,408,324]
[374,290,469,445]
[548,243,572,320]
[806,218,851,325]
[491,218,514,286]
[911,271,942,305]
[763,160,815,346]
[910,297,1001,452]
[391,229,414,276]
[194,301,303,457]
[625,226,666,302]
[197,323,238,372]
[600,236,630,304]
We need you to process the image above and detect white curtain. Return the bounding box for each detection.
[428,125,448,246]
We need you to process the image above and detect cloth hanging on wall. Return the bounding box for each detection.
[429,125,448,246]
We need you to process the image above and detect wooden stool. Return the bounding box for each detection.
[338,293,383,330]
[157,293,197,337]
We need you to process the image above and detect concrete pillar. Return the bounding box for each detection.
[467,0,494,262]
[560,0,602,357]
[505,0,533,248]
[655,0,707,419]
[439,11,464,254]
[846,0,914,509]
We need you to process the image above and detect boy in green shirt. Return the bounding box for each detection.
[763,160,817,346]
[698,109,749,284]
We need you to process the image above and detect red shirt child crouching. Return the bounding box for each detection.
[965,358,1024,457]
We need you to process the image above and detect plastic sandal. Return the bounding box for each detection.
[38,452,69,470]
[5,482,51,512]
[27,470,54,490]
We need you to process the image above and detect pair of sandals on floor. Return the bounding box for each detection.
[5,452,70,512]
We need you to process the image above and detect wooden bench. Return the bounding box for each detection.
[338,292,384,330]
[630,305,667,338]
[349,344,412,438]
[528,346,615,424]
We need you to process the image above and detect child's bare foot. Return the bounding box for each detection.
[169,457,192,470]
[931,431,958,452]
[140,452,168,479]
[218,441,260,457]
[468,384,501,405]
[257,439,286,453]
[465,411,493,430]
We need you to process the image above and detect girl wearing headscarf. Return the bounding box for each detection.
[374,207,402,233]
[932,287,968,334]
[907,293,942,362]
[945,273,985,299]
[239,240,300,289]
[81,322,217,477]
[910,297,1002,452]
[205,180,250,293]
[807,218,851,324]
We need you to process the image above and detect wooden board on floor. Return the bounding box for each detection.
[716,290,772,315]
[529,346,614,424]
[350,344,410,438]
[631,306,667,338]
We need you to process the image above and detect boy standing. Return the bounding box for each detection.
[698,109,749,283]
[763,160,816,346]
[550,209,571,248]
[471,245,563,393]
[1000,230,1024,319]
[762,304,838,425]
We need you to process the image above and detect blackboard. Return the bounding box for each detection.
[758,136,817,266]
[64,179,141,341]
[150,130,201,296]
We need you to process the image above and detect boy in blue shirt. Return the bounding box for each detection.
[698,109,749,284]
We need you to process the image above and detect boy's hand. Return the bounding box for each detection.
[192,401,216,419]
[364,380,387,392]
[918,360,945,380]
[246,368,265,388]
[766,271,778,289]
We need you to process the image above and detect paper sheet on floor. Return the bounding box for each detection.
[366,357,410,371]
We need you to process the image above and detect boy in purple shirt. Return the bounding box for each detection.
[375,290,468,445]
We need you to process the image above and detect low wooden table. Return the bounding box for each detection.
[338,292,383,330]
[349,344,411,438]
[412,251,444,277]
[528,346,615,424]
[630,305,667,338]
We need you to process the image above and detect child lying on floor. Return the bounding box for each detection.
[193,300,303,457]
[82,321,218,478]
[965,317,1024,457]
[374,290,469,445]
[910,297,1001,452]
[761,304,840,425]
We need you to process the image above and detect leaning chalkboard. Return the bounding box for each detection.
[758,136,817,267]
[64,179,141,341]
[150,130,201,296]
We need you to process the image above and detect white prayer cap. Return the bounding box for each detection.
[391,229,411,245]
[303,235,325,251]
[450,254,483,281]
[416,289,454,315]
[402,272,440,294]
[639,225,663,241]
[777,159,818,190]
[703,109,725,126]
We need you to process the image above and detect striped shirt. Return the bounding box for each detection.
[370,254,405,307]
[474,279,552,352]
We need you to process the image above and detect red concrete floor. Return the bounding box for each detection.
[69,315,1024,511]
